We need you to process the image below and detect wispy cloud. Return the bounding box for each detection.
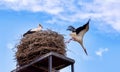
[6,43,14,49]
[0,0,120,33]
[95,48,109,57]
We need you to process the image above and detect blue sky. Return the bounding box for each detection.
[0,0,120,72]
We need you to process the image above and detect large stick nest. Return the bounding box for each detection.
[16,30,66,66]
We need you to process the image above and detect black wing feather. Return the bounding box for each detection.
[23,29,35,37]
[76,19,90,34]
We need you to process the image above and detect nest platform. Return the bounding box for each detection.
[12,52,75,72]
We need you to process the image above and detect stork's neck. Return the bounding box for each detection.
[70,33,77,41]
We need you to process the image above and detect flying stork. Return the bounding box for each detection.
[66,19,90,55]
[23,24,43,37]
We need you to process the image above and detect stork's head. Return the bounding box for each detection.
[38,24,43,28]
[67,26,76,32]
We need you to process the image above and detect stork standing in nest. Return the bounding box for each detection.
[23,24,43,37]
[66,19,90,55]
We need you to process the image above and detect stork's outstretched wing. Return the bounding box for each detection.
[78,39,88,55]
[76,19,90,55]
[76,20,90,41]
[76,19,90,35]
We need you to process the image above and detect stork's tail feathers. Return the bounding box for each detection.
[67,26,76,32]
[23,30,35,37]
[23,33,27,37]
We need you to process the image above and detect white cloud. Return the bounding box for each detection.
[95,48,109,57]
[0,0,120,33]
[0,0,64,14]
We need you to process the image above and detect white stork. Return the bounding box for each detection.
[23,24,43,37]
[67,19,90,55]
